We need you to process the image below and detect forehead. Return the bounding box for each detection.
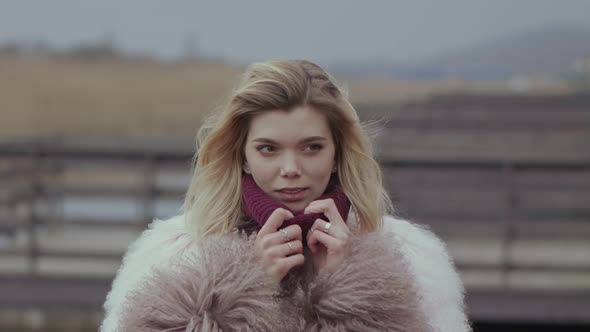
[247,106,332,140]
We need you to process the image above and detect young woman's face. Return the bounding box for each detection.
[244,106,336,213]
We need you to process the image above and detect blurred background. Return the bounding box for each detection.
[1,0,589,331]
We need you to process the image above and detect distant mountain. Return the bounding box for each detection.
[331,25,590,80]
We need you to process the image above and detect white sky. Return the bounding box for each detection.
[1,0,589,65]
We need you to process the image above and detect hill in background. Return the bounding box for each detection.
[330,25,590,80]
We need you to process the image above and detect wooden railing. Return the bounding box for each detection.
[0,137,589,322]
[0,137,189,254]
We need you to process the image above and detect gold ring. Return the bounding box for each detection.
[323,222,331,234]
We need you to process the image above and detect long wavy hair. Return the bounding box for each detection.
[183,60,392,238]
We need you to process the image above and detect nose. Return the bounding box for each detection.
[279,153,301,178]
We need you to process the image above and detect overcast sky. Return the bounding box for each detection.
[1,0,589,65]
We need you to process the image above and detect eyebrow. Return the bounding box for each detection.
[251,136,327,144]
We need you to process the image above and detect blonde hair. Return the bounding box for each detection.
[183,60,392,238]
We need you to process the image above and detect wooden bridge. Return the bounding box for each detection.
[1,93,589,326]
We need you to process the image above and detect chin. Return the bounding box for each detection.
[284,201,308,214]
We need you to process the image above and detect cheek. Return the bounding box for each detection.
[247,150,275,173]
[307,155,335,181]
[245,148,265,173]
[244,154,276,188]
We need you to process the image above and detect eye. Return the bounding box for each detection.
[304,144,323,152]
[256,145,275,153]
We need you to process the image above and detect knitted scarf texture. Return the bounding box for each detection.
[241,174,350,237]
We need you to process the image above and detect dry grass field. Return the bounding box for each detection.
[0,54,571,141]
[0,55,244,140]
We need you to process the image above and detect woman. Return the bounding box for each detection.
[100,60,471,331]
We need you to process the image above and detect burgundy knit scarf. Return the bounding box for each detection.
[242,174,351,237]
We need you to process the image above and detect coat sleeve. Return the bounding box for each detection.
[385,216,472,332]
[100,215,196,332]
[101,216,295,332]
[113,232,297,332]
[304,231,434,332]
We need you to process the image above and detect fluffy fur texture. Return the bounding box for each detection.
[304,232,432,331]
[101,215,195,332]
[118,234,299,331]
[383,219,472,331]
[100,215,471,331]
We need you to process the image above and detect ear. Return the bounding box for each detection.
[331,160,337,173]
[243,162,251,174]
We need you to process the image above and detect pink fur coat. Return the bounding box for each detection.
[100,215,471,331]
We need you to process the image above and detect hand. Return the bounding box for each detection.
[305,199,350,274]
[254,208,304,283]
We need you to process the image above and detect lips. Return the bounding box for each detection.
[275,187,307,202]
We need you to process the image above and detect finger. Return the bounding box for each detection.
[308,218,347,242]
[269,240,303,258]
[307,229,324,254]
[307,230,317,254]
[257,208,293,239]
[261,224,302,249]
[274,254,305,276]
[279,224,302,241]
[308,229,341,253]
[307,218,326,253]
[304,199,346,227]
[309,218,329,235]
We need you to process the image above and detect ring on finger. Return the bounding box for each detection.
[323,222,332,234]
[287,241,293,250]
[281,229,290,240]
